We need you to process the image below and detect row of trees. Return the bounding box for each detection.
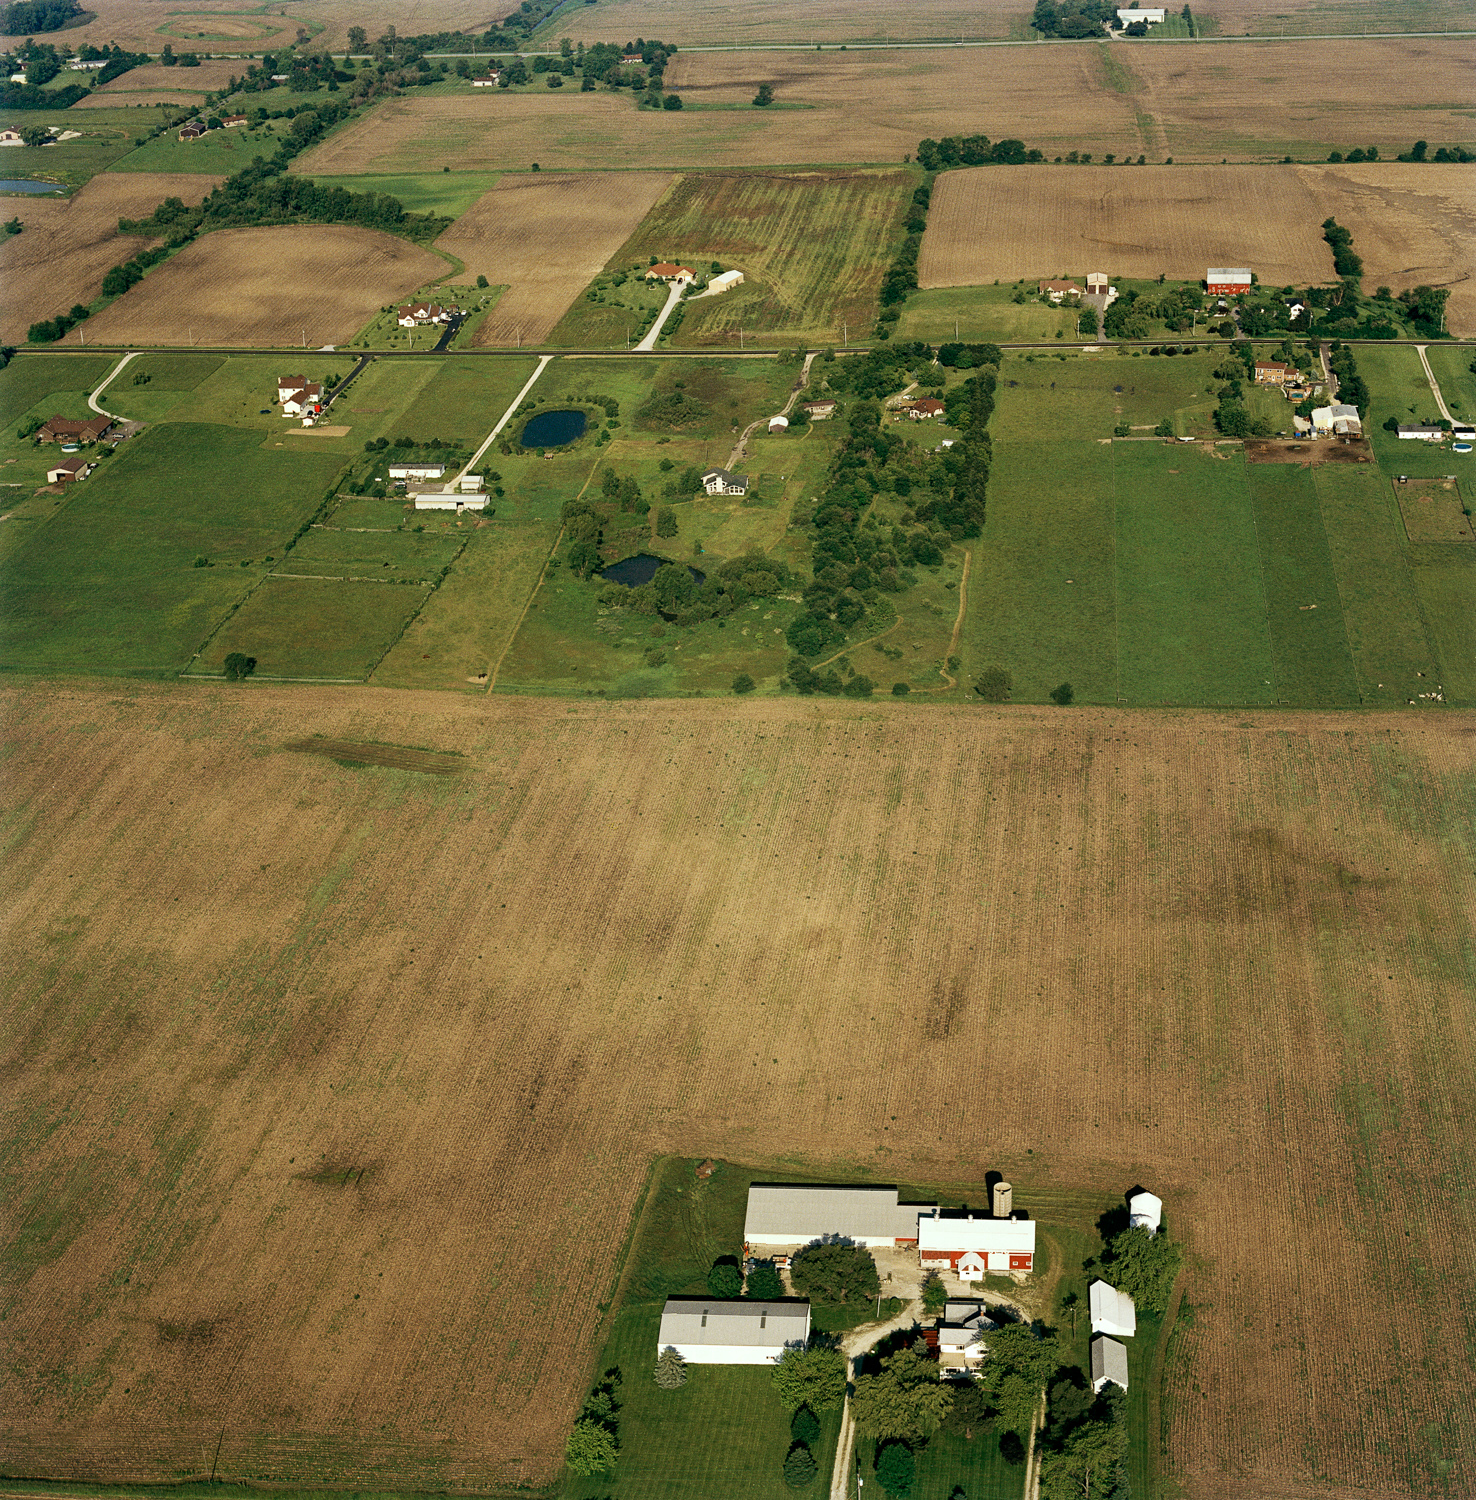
[877,182,932,329]
[916,134,1044,171]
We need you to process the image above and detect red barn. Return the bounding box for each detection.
[1207,267,1253,294]
[917,1210,1035,1276]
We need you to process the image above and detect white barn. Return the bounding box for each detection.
[388,462,446,480]
[1091,1335,1130,1393]
[917,1211,1036,1274]
[656,1297,810,1364]
[1089,1280,1137,1339]
[744,1184,932,1248]
[1128,1190,1163,1233]
[708,269,745,293]
[1117,6,1166,19]
[413,492,488,511]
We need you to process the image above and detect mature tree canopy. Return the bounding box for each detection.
[874,1440,916,1497]
[1101,1224,1183,1312]
[706,1255,743,1299]
[789,1239,881,1304]
[851,1342,954,1443]
[977,1324,1063,1436]
[746,1258,784,1298]
[772,1345,848,1412]
[564,1419,617,1475]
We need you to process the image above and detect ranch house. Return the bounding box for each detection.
[645,262,695,283]
[1039,280,1082,303]
[1397,424,1445,441]
[1117,6,1166,20]
[917,1210,1036,1274]
[37,415,112,445]
[701,467,749,497]
[708,269,745,293]
[472,73,501,86]
[656,1297,810,1364]
[1254,362,1291,385]
[1091,1335,1130,1393]
[744,1184,934,1248]
[1089,1280,1137,1338]
[222,114,248,128]
[1206,268,1253,295]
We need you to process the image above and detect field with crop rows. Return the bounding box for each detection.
[3,684,1474,1498]
[432,172,673,346]
[80,225,447,347]
[0,172,221,344]
[602,170,914,348]
[921,162,1476,332]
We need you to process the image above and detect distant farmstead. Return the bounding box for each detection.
[1206,267,1253,294]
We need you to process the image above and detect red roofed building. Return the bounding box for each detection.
[644,262,694,283]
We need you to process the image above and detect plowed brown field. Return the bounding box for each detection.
[92,61,248,94]
[0,172,222,344]
[80,225,446,346]
[4,683,1474,1498]
[433,172,672,346]
[920,163,1476,332]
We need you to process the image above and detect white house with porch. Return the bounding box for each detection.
[656,1297,810,1364]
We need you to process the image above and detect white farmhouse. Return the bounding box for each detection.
[701,467,750,497]
[1091,1335,1130,1393]
[1127,1190,1163,1233]
[1089,1280,1137,1338]
[656,1297,810,1365]
[917,1211,1036,1275]
[744,1184,933,1248]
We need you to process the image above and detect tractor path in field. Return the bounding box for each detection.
[725,350,818,471]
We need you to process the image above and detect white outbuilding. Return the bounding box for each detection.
[656,1297,810,1364]
[388,462,447,480]
[1089,1280,1137,1339]
[1091,1335,1130,1393]
[708,270,745,293]
[1117,6,1167,20]
[744,1184,932,1247]
[768,415,789,433]
[1128,1190,1163,1234]
[413,492,488,511]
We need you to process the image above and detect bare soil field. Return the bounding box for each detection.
[4,682,1475,1498]
[0,172,221,345]
[432,172,673,347]
[69,90,214,108]
[1395,478,1474,543]
[920,163,1476,332]
[93,61,248,94]
[80,225,446,347]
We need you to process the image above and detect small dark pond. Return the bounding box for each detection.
[601,553,706,588]
[0,179,64,194]
[520,408,586,447]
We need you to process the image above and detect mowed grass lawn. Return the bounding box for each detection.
[895,284,1082,344]
[0,422,345,675]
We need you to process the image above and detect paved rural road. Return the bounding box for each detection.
[636,280,687,352]
[1414,344,1455,422]
[87,349,139,419]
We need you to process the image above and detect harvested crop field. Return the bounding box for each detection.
[93,61,248,94]
[920,163,1476,332]
[80,225,447,347]
[600,170,913,347]
[0,172,221,345]
[5,682,1475,1499]
[69,90,216,108]
[550,0,1018,44]
[433,172,672,347]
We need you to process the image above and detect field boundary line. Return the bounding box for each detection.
[1146,1271,1187,1499]
[487,522,565,692]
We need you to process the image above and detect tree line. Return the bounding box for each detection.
[916,134,1045,171]
[2,0,80,32]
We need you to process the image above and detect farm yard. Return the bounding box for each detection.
[0,173,222,345]
[431,172,674,347]
[3,683,1475,1498]
[919,163,1476,333]
[79,226,448,347]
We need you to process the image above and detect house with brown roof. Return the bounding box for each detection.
[1038,280,1082,303]
[1254,361,1292,385]
[47,454,94,484]
[900,398,945,421]
[222,113,248,128]
[37,415,112,444]
[280,383,324,416]
[645,263,695,283]
[396,302,448,327]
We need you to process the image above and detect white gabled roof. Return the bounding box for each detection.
[917,1213,1036,1255]
[1207,267,1252,280]
[744,1184,929,1242]
[657,1297,809,1350]
[1128,1191,1162,1232]
[1089,1279,1137,1337]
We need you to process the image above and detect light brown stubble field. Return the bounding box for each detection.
[79,225,447,346]
[4,683,1474,1498]
[920,163,1476,332]
[433,172,673,346]
[92,61,249,95]
[0,172,222,345]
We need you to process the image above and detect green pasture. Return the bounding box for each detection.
[96,353,227,423]
[379,354,540,443]
[0,113,170,189]
[0,421,343,675]
[0,353,116,428]
[856,1430,1022,1500]
[895,284,1083,344]
[195,575,433,680]
[102,354,358,431]
[111,120,294,174]
[550,273,671,350]
[1422,345,1476,422]
[276,525,463,580]
[292,170,506,218]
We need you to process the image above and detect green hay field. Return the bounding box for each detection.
[895,284,1084,344]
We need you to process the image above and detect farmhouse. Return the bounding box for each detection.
[1089,1280,1137,1338]
[1396,424,1445,441]
[933,1299,996,1376]
[701,467,749,497]
[1039,279,1082,303]
[1254,362,1291,385]
[1207,268,1253,294]
[708,269,745,293]
[396,302,449,327]
[744,1184,933,1247]
[802,400,837,419]
[901,398,945,421]
[1091,1335,1130,1393]
[917,1210,1036,1274]
[178,123,205,141]
[1312,403,1362,437]
[656,1297,810,1364]
[46,455,93,484]
[471,74,501,86]
[37,415,112,444]
[277,376,310,401]
[280,384,324,416]
[645,263,695,283]
[1128,1190,1163,1233]
[388,462,447,480]
[221,114,248,128]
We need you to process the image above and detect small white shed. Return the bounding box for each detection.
[1089,1280,1137,1338]
[768,415,789,433]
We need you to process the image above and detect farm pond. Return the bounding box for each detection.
[520,408,586,447]
[601,554,706,588]
[0,179,64,194]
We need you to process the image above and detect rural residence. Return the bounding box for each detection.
[222,114,248,128]
[1453,424,1476,443]
[471,73,502,86]
[280,384,324,417]
[917,1210,1036,1275]
[701,467,749,497]
[899,399,945,421]
[1312,403,1362,437]
[1396,424,1445,441]
[0,129,25,144]
[708,270,745,293]
[37,415,112,444]
[1128,1189,1163,1233]
[645,263,695,283]
[1206,268,1253,294]
[1091,1335,1130,1393]
[1089,1280,1137,1338]
[396,303,450,327]
[1039,280,1082,303]
[1254,362,1291,385]
[931,1300,996,1378]
[768,415,789,433]
[46,455,93,484]
[744,1184,931,1247]
[656,1297,810,1364]
[802,400,837,419]
[388,462,447,480]
[277,376,311,401]
[178,123,205,141]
